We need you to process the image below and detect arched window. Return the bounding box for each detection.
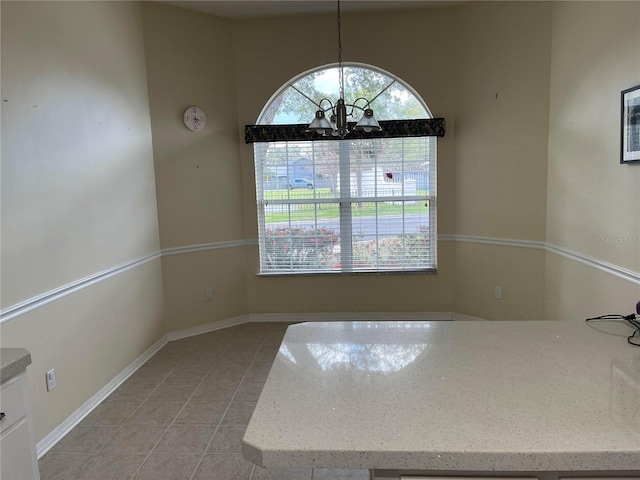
[247,64,442,274]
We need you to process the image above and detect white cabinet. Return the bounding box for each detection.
[0,370,40,480]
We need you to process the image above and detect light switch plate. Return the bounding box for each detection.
[46,369,56,391]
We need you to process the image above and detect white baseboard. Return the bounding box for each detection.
[166,315,250,341]
[36,335,168,459]
[36,311,484,458]
[248,311,454,323]
[168,312,460,343]
[452,312,487,321]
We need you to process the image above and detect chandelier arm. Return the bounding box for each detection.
[349,97,373,112]
[318,98,336,112]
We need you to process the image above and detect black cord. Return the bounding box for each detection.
[586,313,640,346]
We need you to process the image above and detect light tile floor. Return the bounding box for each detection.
[38,322,369,480]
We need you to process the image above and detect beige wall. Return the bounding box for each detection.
[245,243,455,314]
[140,3,248,330]
[454,243,546,320]
[453,2,551,241]
[161,249,249,332]
[545,254,639,321]
[1,262,165,443]
[452,2,551,319]
[546,1,640,318]
[0,1,164,442]
[234,6,458,316]
[1,1,160,305]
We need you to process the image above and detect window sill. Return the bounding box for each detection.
[256,269,437,278]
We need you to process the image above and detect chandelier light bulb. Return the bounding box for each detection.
[307,109,333,134]
[354,108,382,133]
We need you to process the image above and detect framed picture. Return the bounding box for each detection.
[621,84,640,164]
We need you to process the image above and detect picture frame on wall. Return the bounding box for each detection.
[621,84,640,164]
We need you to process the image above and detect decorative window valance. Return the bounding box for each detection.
[244,118,445,144]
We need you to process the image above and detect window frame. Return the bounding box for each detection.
[248,64,442,276]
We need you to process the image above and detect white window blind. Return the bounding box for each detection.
[254,136,437,274]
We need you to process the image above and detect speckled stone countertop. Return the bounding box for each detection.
[1,348,32,383]
[242,320,640,472]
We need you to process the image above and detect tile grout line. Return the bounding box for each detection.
[44,364,173,477]
[186,333,265,480]
[234,337,266,480]
[128,347,197,480]
[130,339,225,480]
[39,325,289,480]
[56,362,177,478]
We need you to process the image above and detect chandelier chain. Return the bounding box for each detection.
[337,0,344,100]
[303,0,381,136]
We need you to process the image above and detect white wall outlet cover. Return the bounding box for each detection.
[46,369,56,391]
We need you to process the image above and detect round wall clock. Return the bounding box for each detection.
[183,106,206,132]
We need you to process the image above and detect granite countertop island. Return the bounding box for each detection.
[242,320,640,476]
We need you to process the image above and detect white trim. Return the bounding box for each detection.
[35,335,168,459]
[248,312,454,323]
[442,234,640,286]
[166,315,250,341]
[545,243,640,285]
[439,234,546,250]
[161,239,257,257]
[168,312,457,341]
[451,312,487,321]
[0,240,257,325]
[4,236,638,325]
[0,252,161,324]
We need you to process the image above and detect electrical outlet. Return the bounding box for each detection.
[206,288,214,301]
[46,369,56,391]
[494,286,503,300]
